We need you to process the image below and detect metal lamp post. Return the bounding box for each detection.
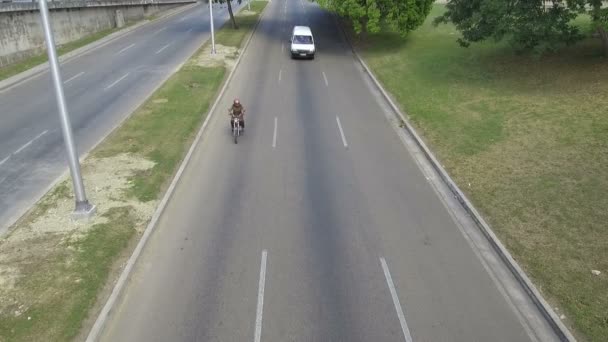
[37,0,96,219]
[209,0,216,54]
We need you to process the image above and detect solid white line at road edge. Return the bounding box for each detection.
[322,71,329,87]
[336,116,348,148]
[272,117,277,148]
[86,4,270,339]
[64,72,85,84]
[115,43,135,56]
[14,130,48,155]
[0,155,9,166]
[380,257,413,342]
[155,43,172,55]
[254,250,268,342]
[105,73,130,90]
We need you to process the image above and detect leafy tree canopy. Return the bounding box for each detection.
[435,0,608,55]
[316,0,435,35]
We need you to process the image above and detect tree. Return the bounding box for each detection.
[226,0,239,29]
[570,0,608,55]
[435,0,608,55]
[316,0,435,36]
[213,0,242,29]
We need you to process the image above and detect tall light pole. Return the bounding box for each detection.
[38,0,96,219]
[248,0,251,11]
[209,0,216,54]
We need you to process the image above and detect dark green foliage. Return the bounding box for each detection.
[436,0,608,55]
[316,0,435,36]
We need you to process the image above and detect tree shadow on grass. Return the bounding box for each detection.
[474,38,608,96]
[340,21,411,55]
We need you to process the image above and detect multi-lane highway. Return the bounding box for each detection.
[98,0,563,341]
[0,2,243,234]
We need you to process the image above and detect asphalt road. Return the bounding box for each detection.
[100,0,561,341]
[0,2,244,234]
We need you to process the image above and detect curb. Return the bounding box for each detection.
[85,3,270,341]
[333,16,577,342]
[0,1,199,236]
[0,1,197,92]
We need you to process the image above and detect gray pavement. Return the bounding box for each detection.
[100,0,561,341]
[0,2,244,234]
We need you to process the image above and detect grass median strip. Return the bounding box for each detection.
[0,2,266,341]
[354,5,607,341]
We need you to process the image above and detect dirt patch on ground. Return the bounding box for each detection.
[191,43,239,69]
[8,154,155,242]
[0,153,156,321]
[0,265,19,290]
[239,9,257,16]
[0,2,267,338]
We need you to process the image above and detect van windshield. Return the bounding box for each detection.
[293,35,313,44]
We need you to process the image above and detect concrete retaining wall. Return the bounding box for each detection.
[0,0,196,67]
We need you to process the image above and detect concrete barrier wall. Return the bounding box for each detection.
[0,0,196,67]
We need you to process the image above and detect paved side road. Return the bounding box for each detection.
[99,0,561,341]
[0,1,244,234]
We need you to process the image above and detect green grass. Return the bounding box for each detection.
[93,1,268,202]
[0,25,136,82]
[0,3,266,341]
[0,207,137,341]
[215,1,268,47]
[356,5,608,341]
[93,66,226,202]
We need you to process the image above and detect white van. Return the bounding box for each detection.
[290,26,315,59]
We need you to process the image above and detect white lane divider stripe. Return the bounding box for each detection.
[178,15,189,22]
[278,69,283,83]
[153,27,167,35]
[14,130,48,155]
[115,43,135,56]
[254,250,268,342]
[186,28,193,34]
[14,141,34,155]
[336,116,348,148]
[64,72,85,84]
[272,117,277,149]
[0,155,9,166]
[322,71,329,87]
[155,43,172,55]
[105,73,130,90]
[380,257,413,342]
